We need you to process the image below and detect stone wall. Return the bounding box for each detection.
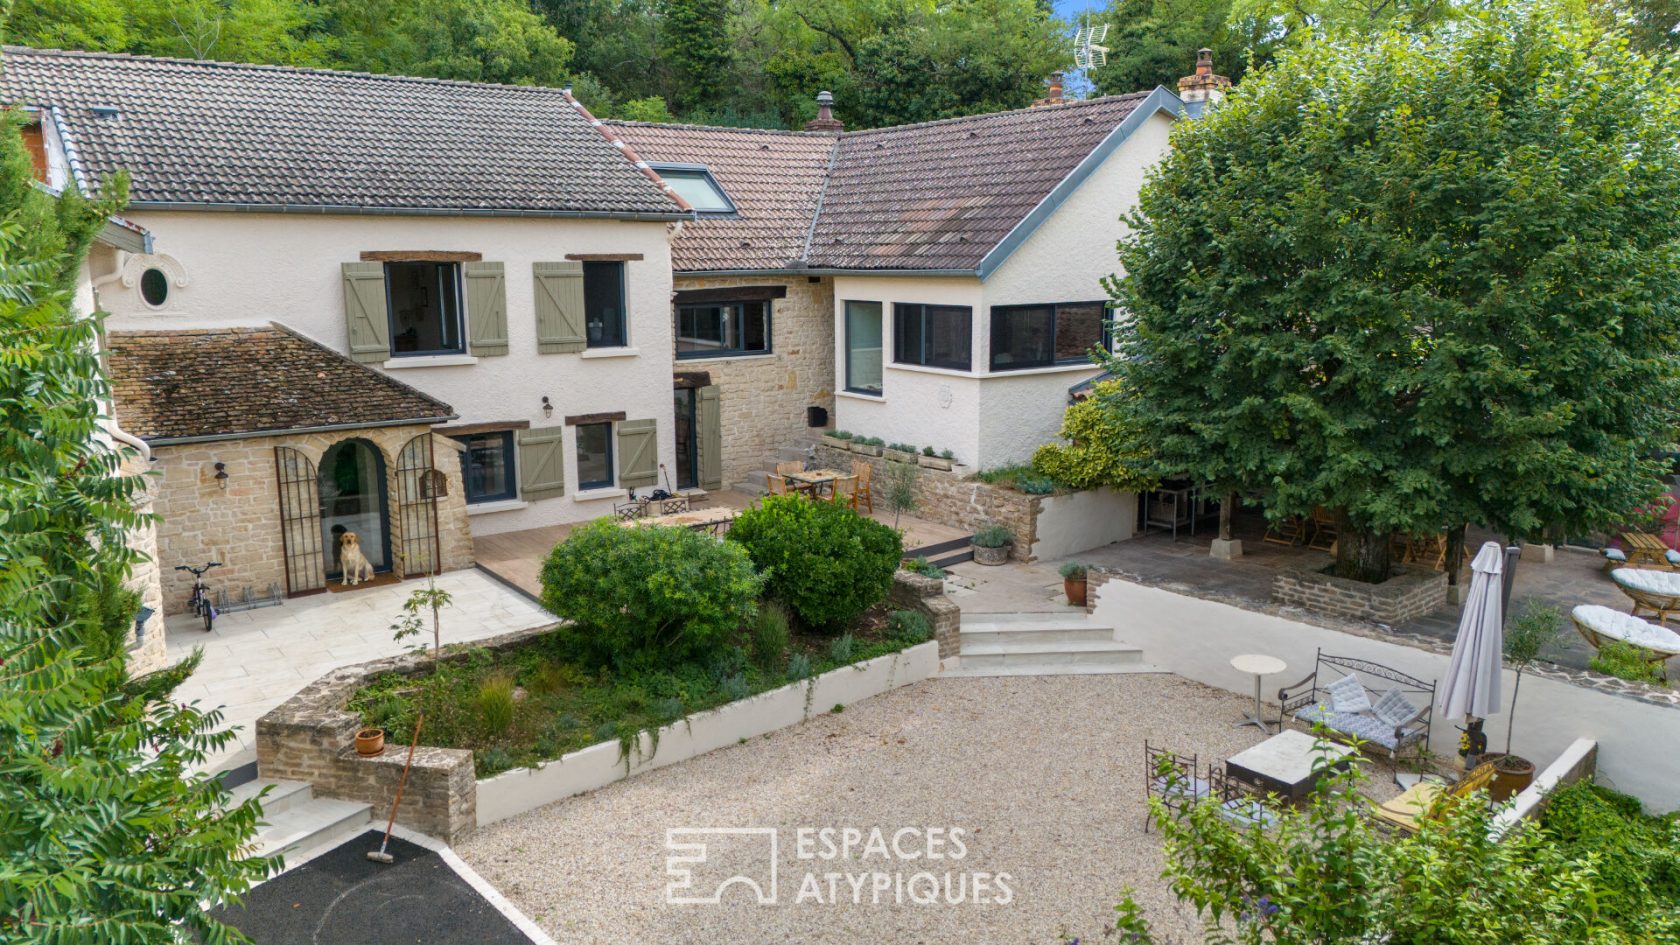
[256,624,556,843]
[1272,565,1447,625]
[674,276,835,488]
[151,425,473,614]
[890,570,961,658]
[816,444,1040,559]
[122,454,169,675]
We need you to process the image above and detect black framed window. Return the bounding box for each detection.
[989,301,1111,371]
[584,261,627,348]
[893,303,972,371]
[452,431,517,503]
[844,300,884,395]
[385,261,463,356]
[575,422,614,489]
[676,300,771,358]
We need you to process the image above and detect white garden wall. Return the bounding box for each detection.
[1092,580,1680,812]
[1030,487,1139,560]
[476,641,940,826]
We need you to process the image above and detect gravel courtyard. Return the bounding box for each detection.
[458,673,1387,944]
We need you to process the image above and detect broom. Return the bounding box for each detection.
[367,711,424,864]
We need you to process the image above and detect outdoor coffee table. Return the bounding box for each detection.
[1230,653,1287,734]
[1225,729,1357,803]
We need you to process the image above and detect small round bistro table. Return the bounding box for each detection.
[1231,653,1288,735]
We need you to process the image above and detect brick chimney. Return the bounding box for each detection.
[804,91,844,132]
[1032,71,1070,108]
[1177,48,1230,117]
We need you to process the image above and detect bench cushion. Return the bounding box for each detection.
[1295,703,1422,752]
[1326,673,1372,714]
[1371,688,1420,728]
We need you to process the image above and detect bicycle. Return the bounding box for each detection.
[174,561,222,632]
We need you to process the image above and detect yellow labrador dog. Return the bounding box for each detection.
[338,530,375,586]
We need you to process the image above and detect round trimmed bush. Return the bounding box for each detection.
[540,519,763,670]
[726,494,902,631]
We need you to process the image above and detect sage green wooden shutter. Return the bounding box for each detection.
[533,261,586,354]
[697,385,722,490]
[464,261,508,356]
[517,427,566,501]
[617,419,658,490]
[341,262,389,363]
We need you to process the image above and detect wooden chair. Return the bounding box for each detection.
[766,474,791,497]
[1143,742,1208,832]
[851,461,875,513]
[613,500,645,521]
[1307,507,1339,552]
[775,461,814,497]
[1263,515,1307,546]
[830,475,859,510]
[659,495,691,515]
[1373,762,1497,834]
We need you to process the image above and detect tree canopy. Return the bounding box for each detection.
[1107,0,1680,582]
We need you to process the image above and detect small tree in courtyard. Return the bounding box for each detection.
[1107,2,1680,582]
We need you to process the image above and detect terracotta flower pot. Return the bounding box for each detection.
[973,543,1011,566]
[354,728,386,757]
[1489,754,1535,801]
[1064,578,1088,607]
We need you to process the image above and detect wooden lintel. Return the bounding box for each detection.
[563,253,645,262]
[437,420,531,436]
[564,411,628,426]
[359,250,484,263]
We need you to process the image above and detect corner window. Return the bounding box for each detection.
[575,422,615,489]
[650,164,736,215]
[677,301,771,358]
[989,301,1111,371]
[452,431,516,503]
[844,301,883,395]
[584,261,627,348]
[386,261,464,356]
[893,303,972,371]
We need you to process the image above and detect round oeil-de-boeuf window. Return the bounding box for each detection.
[140,267,170,307]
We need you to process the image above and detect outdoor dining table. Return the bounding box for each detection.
[619,506,739,536]
[1619,531,1675,568]
[783,468,848,499]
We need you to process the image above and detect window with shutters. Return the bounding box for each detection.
[451,431,516,503]
[583,262,627,348]
[576,422,615,489]
[385,261,464,356]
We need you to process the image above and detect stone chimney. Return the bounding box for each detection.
[1177,48,1231,117]
[804,91,844,132]
[1032,71,1070,108]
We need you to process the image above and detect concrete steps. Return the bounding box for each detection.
[230,779,373,864]
[949,612,1158,677]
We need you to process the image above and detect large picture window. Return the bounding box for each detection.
[385,261,463,356]
[845,301,884,395]
[584,261,627,348]
[893,303,972,371]
[676,301,771,358]
[575,422,614,489]
[989,301,1110,371]
[452,431,517,503]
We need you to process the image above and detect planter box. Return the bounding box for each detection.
[851,443,883,457]
[821,435,853,451]
[476,641,940,827]
[884,449,918,464]
[918,455,954,471]
[973,543,1011,566]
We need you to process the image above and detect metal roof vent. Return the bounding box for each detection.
[90,105,120,119]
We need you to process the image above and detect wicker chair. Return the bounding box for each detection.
[850,461,875,513]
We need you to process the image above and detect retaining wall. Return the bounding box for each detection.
[1273,565,1447,625]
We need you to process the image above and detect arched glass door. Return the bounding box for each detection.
[318,438,391,579]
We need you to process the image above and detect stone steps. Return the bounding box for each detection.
[231,779,373,864]
[951,612,1156,676]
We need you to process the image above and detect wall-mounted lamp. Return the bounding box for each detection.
[541,396,553,419]
[213,461,229,490]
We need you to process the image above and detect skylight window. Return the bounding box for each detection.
[652,164,736,215]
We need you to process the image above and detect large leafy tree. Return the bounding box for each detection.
[0,108,272,942]
[1089,0,1276,95]
[1110,1,1680,582]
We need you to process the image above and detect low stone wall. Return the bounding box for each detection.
[891,570,961,658]
[816,445,1039,559]
[1272,565,1447,625]
[256,625,556,844]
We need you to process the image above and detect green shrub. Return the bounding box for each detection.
[541,519,764,670]
[973,464,1032,486]
[904,557,944,579]
[1541,781,1680,931]
[940,449,955,460]
[859,435,884,446]
[1030,379,1157,492]
[888,609,931,644]
[972,524,1013,548]
[751,602,791,669]
[1058,561,1089,580]
[1015,471,1056,495]
[727,495,902,631]
[720,673,751,701]
[830,633,856,664]
[786,652,813,681]
[1590,641,1667,685]
[922,445,935,456]
[653,696,685,721]
[831,430,853,440]
[887,442,917,453]
[476,675,515,733]
[526,661,578,697]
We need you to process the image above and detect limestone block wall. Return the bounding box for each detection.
[673,275,835,487]
[123,467,169,674]
[151,424,473,614]
[816,445,1039,559]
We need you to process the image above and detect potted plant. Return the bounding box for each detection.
[822,430,853,451]
[851,436,884,457]
[1489,601,1563,800]
[885,442,919,463]
[1059,561,1090,606]
[918,446,954,471]
[354,727,385,756]
[971,523,1013,565]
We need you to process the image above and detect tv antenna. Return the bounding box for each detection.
[1073,19,1110,70]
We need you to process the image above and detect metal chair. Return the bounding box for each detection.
[850,461,875,513]
[1143,741,1208,832]
[1207,765,1280,830]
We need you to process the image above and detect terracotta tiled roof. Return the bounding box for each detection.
[807,93,1154,271]
[107,325,455,442]
[604,121,837,272]
[0,46,685,217]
